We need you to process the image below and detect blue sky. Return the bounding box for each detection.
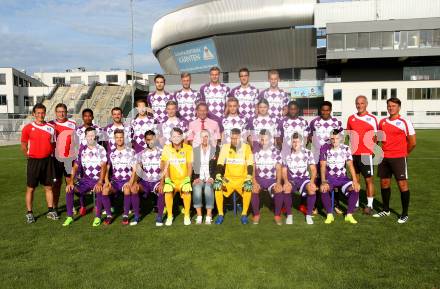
[0,0,187,74]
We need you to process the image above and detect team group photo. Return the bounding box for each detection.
[1,0,439,288]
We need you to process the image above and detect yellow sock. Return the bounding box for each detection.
[182,193,191,217]
[165,193,174,218]
[242,191,251,215]
[215,190,224,216]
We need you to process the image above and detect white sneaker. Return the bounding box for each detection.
[306,215,314,225]
[165,217,173,226]
[155,221,163,227]
[373,211,390,218]
[196,216,203,225]
[205,216,212,225]
[285,214,293,225]
[184,216,191,226]
[397,215,408,224]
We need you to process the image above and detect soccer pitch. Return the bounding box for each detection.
[1,130,439,289]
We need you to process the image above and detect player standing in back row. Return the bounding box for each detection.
[229,67,259,120]
[258,70,289,120]
[374,97,416,223]
[147,74,175,123]
[174,72,201,123]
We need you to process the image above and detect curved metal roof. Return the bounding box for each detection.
[151,0,316,54]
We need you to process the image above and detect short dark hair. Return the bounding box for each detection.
[292,132,302,140]
[238,67,249,76]
[82,108,93,116]
[209,66,221,73]
[171,127,183,135]
[387,97,401,107]
[257,98,269,106]
[32,103,46,113]
[288,100,298,108]
[259,129,271,137]
[231,128,241,135]
[268,70,279,77]
[55,103,67,111]
[166,100,178,107]
[181,72,191,78]
[135,99,148,107]
[85,127,96,135]
[321,101,332,110]
[114,128,125,136]
[111,107,122,114]
[144,130,156,138]
[196,102,208,110]
[154,74,165,82]
[332,128,343,135]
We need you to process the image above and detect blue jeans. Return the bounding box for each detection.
[193,181,214,209]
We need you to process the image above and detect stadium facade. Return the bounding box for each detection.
[151,0,440,128]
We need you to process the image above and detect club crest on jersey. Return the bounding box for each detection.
[396,121,401,125]
[367,117,371,121]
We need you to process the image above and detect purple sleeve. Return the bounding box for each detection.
[277,119,283,138]
[319,144,328,162]
[195,91,202,104]
[146,93,152,107]
[257,89,265,101]
[199,84,206,102]
[345,146,353,161]
[228,86,237,98]
[309,118,316,135]
[246,118,254,130]
[181,119,189,133]
[304,119,311,136]
[283,91,289,106]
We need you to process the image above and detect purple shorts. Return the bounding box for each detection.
[111,179,129,193]
[327,175,353,195]
[75,178,97,194]
[139,180,160,198]
[288,177,311,196]
[255,177,276,192]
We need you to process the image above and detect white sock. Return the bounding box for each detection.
[367,197,374,208]
[355,199,359,208]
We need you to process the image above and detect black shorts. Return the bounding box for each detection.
[378,157,408,180]
[27,157,56,188]
[54,159,71,179]
[353,155,374,178]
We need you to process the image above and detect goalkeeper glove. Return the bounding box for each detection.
[163,177,175,193]
[180,176,192,193]
[213,174,224,191]
[243,175,253,192]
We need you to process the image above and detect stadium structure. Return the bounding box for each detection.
[151,0,440,128]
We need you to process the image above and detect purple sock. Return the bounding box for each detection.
[251,193,260,216]
[102,195,112,216]
[66,191,74,217]
[321,192,332,214]
[307,194,316,215]
[131,194,140,218]
[123,195,131,216]
[347,190,359,214]
[156,193,165,219]
[274,193,283,216]
[95,193,103,217]
[284,193,292,215]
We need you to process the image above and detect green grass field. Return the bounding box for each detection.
[1,130,440,289]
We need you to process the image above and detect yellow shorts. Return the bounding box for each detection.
[169,179,190,195]
[221,177,246,198]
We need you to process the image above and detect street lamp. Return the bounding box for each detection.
[130,0,135,110]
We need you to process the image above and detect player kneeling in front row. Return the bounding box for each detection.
[102,129,137,225]
[282,132,318,225]
[64,127,107,226]
[131,130,165,226]
[320,129,360,224]
[251,129,283,225]
[160,127,193,226]
[214,128,253,225]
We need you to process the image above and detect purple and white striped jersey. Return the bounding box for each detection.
[146,91,175,123]
[199,83,230,122]
[158,117,189,144]
[253,144,281,180]
[103,123,132,152]
[75,144,107,180]
[229,85,259,120]
[283,147,315,179]
[258,88,289,120]
[174,89,201,123]
[130,116,157,153]
[75,124,102,146]
[137,147,162,183]
[109,147,136,181]
[310,116,343,162]
[222,115,248,142]
[246,115,280,141]
[319,143,352,178]
[279,116,310,143]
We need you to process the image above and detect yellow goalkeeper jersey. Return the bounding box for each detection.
[217,143,253,179]
[161,143,193,180]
